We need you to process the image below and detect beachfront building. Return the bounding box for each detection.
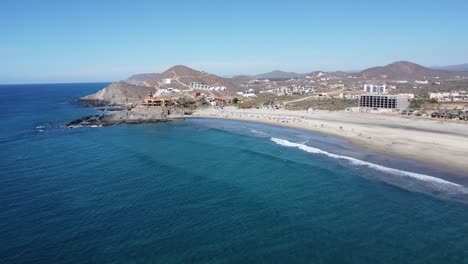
[359,94,409,110]
[364,84,386,94]
[142,93,175,107]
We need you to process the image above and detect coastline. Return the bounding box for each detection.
[190,107,468,176]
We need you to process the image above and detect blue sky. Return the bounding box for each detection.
[1,0,468,83]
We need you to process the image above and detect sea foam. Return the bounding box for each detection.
[271,137,467,194]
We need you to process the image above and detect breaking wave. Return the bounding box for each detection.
[271,137,468,197]
[248,128,270,137]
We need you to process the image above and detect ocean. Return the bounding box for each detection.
[0,83,467,264]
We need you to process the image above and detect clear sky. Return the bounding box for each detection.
[1,0,468,84]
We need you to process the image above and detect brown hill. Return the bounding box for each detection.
[81,81,154,105]
[126,73,161,85]
[358,61,467,80]
[252,70,307,80]
[143,65,235,89]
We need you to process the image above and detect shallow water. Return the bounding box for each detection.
[1,83,467,263]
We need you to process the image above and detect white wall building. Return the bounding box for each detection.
[160,78,172,85]
[397,93,415,99]
[337,93,359,100]
[364,84,387,94]
[415,80,429,84]
[154,88,180,97]
[190,82,226,91]
[429,91,468,102]
[331,84,345,89]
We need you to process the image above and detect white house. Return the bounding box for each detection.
[415,80,429,84]
[160,79,172,85]
[397,93,415,99]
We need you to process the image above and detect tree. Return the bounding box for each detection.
[409,99,422,109]
[232,97,239,104]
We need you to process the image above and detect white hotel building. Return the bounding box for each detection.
[359,84,408,110]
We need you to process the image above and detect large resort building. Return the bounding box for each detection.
[359,94,409,110]
[359,84,408,110]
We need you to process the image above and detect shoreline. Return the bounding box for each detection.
[190,107,468,177]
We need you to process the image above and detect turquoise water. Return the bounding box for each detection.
[1,83,468,263]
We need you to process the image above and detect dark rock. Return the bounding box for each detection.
[66,118,84,126]
[76,98,112,107]
[81,115,93,121]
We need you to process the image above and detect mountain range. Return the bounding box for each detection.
[431,63,468,72]
[126,65,236,89]
[357,61,468,80]
[250,70,307,80]
[243,62,468,80]
[124,61,468,87]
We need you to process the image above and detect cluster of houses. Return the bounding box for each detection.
[154,88,181,97]
[262,85,315,96]
[204,97,231,106]
[429,91,468,102]
[336,93,360,100]
[190,82,227,92]
[237,88,257,98]
[190,92,232,106]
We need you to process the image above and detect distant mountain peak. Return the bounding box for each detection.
[358,61,465,80]
[164,65,201,74]
[252,70,306,80]
[431,63,468,72]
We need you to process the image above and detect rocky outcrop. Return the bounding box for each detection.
[80,81,154,106]
[67,106,194,127]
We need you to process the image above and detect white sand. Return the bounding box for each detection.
[192,107,468,174]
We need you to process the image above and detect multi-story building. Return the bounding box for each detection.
[359,94,409,110]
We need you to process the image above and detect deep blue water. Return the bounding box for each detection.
[1,83,468,264]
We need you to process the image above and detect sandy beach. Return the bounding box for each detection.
[192,107,468,175]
